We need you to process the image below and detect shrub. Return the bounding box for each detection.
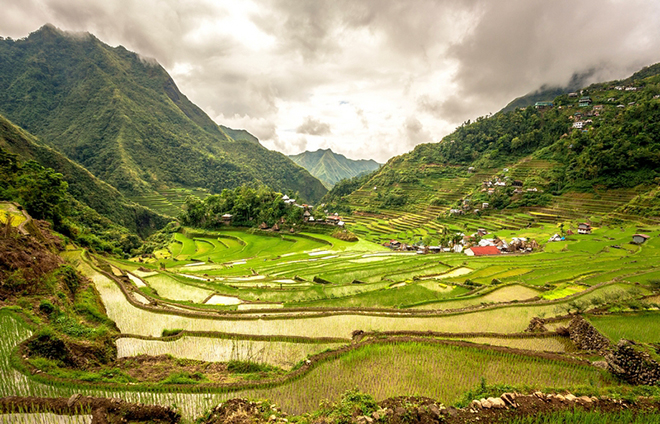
[38,300,55,315]
[55,265,80,294]
[160,371,207,385]
[162,328,184,337]
[227,360,276,374]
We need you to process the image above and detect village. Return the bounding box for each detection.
[383,227,540,257]
[384,221,651,257]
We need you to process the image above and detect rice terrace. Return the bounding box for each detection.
[3,12,660,424]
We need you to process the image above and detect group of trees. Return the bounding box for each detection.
[179,185,305,229]
[0,148,68,223]
[0,147,142,255]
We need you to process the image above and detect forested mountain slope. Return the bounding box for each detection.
[0,114,169,238]
[326,64,660,242]
[289,148,380,188]
[0,25,327,202]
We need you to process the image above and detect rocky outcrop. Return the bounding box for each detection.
[606,340,660,386]
[568,316,611,352]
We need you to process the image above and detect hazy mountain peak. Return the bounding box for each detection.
[289,148,380,188]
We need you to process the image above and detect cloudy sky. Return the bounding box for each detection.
[3,0,660,162]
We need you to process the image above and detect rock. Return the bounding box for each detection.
[565,394,577,402]
[592,360,609,369]
[568,316,611,352]
[470,400,482,410]
[525,317,548,333]
[480,398,493,409]
[533,391,544,399]
[269,415,277,422]
[428,404,441,417]
[356,416,373,424]
[555,394,566,402]
[578,396,592,405]
[489,397,506,409]
[605,339,660,386]
[67,394,82,408]
[394,407,406,417]
[501,393,515,406]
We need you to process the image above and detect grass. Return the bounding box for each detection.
[0,202,26,227]
[410,284,541,310]
[143,273,215,303]
[588,312,660,344]
[502,410,660,424]
[238,341,612,414]
[116,336,344,370]
[540,284,587,300]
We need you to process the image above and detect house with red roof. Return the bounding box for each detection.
[464,246,500,256]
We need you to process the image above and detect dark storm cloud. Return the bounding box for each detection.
[296,116,332,136]
[432,0,660,122]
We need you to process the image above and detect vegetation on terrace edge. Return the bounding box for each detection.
[0,24,327,202]
[0,218,119,379]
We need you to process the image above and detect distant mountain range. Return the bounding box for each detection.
[289,149,381,188]
[0,24,327,203]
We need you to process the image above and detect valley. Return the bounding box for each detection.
[1,22,660,424]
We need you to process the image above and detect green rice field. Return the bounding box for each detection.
[3,222,660,422]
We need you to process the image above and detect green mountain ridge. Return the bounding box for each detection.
[0,24,327,202]
[289,148,381,188]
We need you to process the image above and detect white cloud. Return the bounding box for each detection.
[2,0,660,163]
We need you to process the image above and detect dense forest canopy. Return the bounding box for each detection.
[180,185,306,229]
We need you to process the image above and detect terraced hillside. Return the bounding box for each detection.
[3,217,660,422]
[325,66,660,244]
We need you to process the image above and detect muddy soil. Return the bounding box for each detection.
[94,354,281,384]
[111,354,232,383]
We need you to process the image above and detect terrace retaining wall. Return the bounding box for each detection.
[567,315,611,352]
[606,340,660,386]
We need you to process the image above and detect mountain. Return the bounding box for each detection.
[326,63,660,234]
[0,113,169,240]
[500,70,598,113]
[0,25,327,202]
[289,149,381,188]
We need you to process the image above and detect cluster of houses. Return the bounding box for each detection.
[303,211,345,227]
[384,229,539,256]
[448,173,539,216]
